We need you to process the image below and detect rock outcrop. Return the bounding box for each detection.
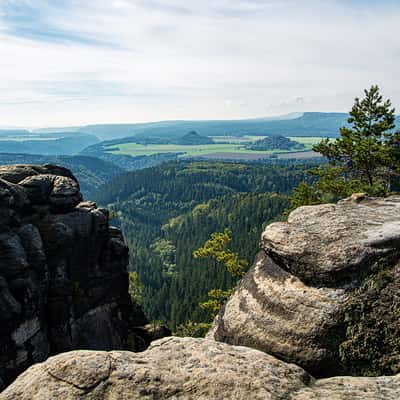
[208,195,400,377]
[2,337,399,400]
[2,190,400,399]
[0,165,148,389]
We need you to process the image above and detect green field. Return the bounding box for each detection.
[107,136,325,159]
[209,135,263,144]
[288,136,324,146]
[108,143,271,157]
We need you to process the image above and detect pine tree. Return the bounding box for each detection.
[193,229,248,320]
[289,86,399,210]
[314,85,397,191]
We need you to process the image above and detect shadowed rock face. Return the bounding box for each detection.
[2,337,399,400]
[0,164,148,390]
[208,195,400,377]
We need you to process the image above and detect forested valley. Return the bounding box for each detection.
[93,161,311,329]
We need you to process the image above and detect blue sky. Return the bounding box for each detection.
[0,0,399,127]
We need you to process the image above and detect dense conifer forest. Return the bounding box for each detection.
[93,161,311,329]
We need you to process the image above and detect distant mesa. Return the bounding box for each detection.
[131,130,215,146]
[3,113,400,142]
[75,112,353,141]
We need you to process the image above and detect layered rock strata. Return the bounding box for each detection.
[208,195,400,377]
[0,164,147,389]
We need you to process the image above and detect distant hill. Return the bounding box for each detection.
[33,126,81,134]
[0,153,122,196]
[0,133,99,155]
[0,130,93,139]
[5,113,400,143]
[77,112,400,141]
[0,129,32,137]
[124,130,215,146]
[76,113,353,140]
[175,131,214,145]
[246,135,305,151]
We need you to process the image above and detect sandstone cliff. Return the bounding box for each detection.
[3,193,400,399]
[0,165,148,389]
[2,337,399,400]
[208,194,400,377]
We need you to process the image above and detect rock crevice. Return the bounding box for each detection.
[0,164,148,389]
[3,178,400,398]
[208,195,400,377]
[2,338,399,400]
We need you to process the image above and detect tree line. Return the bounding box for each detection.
[92,161,307,329]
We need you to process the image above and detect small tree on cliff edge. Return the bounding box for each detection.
[193,229,247,318]
[290,85,400,209]
[175,229,247,337]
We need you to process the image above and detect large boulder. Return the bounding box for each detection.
[1,337,399,400]
[0,165,148,390]
[0,164,76,185]
[208,195,400,377]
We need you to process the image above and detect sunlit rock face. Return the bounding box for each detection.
[209,195,400,377]
[0,164,148,390]
[3,189,400,399]
[2,337,400,400]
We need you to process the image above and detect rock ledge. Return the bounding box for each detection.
[2,337,399,400]
[209,195,400,377]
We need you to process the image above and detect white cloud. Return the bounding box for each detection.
[0,0,399,126]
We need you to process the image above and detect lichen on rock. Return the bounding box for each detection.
[338,262,400,376]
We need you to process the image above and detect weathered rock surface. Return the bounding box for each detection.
[0,164,148,389]
[262,193,400,284]
[2,337,399,400]
[208,195,400,377]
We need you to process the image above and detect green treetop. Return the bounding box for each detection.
[192,228,248,319]
[193,229,247,278]
[290,85,400,210]
[315,85,397,187]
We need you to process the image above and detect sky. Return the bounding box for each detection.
[0,0,399,127]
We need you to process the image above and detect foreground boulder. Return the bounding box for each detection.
[2,337,399,400]
[208,195,400,377]
[0,165,148,389]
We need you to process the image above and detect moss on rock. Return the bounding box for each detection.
[339,264,400,376]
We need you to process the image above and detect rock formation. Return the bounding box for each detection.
[2,337,399,400]
[208,195,400,377]
[2,177,400,399]
[0,164,148,390]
